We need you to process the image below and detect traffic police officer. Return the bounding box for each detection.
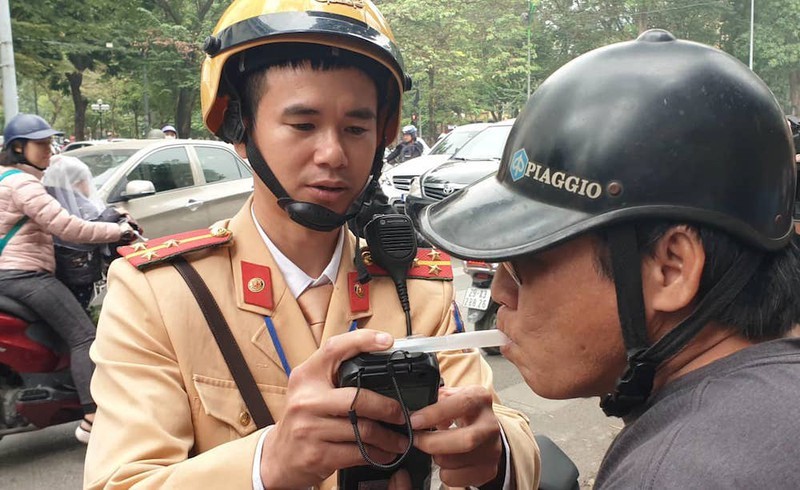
[84,1,539,489]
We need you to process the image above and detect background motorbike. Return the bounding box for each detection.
[462,260,500,355]
[0,232,140,441]
[0,296,82,440]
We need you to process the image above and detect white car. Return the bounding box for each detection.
[379,123,490,212]
[65,140,253,238]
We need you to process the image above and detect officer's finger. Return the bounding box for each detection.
[414,418,500,456]
[333,386,406,425]
[309,329,394,379]
[319,416,409,455]
[328,442,399,469]
[410,386,491,430]
[388,469,412,490]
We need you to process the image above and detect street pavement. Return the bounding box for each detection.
[0,260,618,489]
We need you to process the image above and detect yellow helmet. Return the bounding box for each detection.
[200,0,410,144]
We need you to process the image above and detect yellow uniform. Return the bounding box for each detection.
[84,201,540,489]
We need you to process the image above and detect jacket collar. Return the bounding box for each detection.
[227,199,374,374]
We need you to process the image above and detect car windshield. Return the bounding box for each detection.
[70,148,138,187]
[451,125,513,161]
[429,129,483,156]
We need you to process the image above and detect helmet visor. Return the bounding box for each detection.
[418,174,596,262]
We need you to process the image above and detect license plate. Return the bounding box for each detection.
[463,287,491,311]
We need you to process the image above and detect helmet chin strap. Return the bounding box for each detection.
[244,137,382,232]
[600,224,763,418]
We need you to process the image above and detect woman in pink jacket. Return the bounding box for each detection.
[0,114,134,443]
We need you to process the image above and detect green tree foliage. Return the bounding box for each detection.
[5,0,798,141]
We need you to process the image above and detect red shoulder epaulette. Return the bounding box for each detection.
[118,225,233,270]
[363,248,453,281]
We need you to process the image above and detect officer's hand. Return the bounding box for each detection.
[410,386,504,487]
[259,329,409,488]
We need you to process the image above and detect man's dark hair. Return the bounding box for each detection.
[233,43,393,124]
[595,222,800,340]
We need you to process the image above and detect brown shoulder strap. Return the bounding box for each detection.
[172,256,274,428]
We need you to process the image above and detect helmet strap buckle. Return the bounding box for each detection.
[601,352,656,418]
[222,98,247,144]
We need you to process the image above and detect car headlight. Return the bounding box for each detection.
[408,177,422,197]
[379,173,392,187]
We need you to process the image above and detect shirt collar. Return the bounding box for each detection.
[251,205,344,299]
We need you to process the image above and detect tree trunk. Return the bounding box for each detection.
[426,66,435,142]
[790,70,800,115]
[67,71,87,140]
[176,88,196,139]
[636,0,649,33]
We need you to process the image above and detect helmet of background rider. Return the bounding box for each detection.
[419,29,796,261]
[3,114,64,151]
[161,125,178,139]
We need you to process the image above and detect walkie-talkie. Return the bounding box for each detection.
[363,214,417,336]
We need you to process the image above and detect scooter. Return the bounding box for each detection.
[0,231,142,441]
[462,260,501,355]
[0,295,82,440]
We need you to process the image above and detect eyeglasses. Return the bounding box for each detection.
[502,261,522,288]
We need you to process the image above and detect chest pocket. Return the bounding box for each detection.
[193,374,287,437]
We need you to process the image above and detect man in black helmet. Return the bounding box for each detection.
[420,29,800,488]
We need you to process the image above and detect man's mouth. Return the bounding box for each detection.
[305,181,349,203]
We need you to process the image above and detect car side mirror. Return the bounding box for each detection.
[121,180,156,200]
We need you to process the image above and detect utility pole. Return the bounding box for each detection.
[0,0,19,123]
[748,0,754,70]
[527,0,533,98]
[142,52,151,135]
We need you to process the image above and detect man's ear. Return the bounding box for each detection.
[642,225,705,314]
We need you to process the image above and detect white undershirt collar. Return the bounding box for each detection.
[251,206,344,299]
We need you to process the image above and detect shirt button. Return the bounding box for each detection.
[239,411,251,426]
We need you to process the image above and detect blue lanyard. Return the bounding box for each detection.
[264,317,359,377]
[452,300,465,333]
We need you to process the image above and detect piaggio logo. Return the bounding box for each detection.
[509,148,603,199]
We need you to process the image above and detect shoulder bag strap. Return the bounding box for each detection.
[0,169,30,255]
[172,256,275,428]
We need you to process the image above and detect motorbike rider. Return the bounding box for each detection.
[0,113,135,444]
[161,124,178,139]
[385,124,424,164]
[84,1,539,489]
[419,29,800,487]
[43,155,132,310]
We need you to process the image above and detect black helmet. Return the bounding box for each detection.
[419,29,795,261]
[3,113,63,150]
[419,30,796,417]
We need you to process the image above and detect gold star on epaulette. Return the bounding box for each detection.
[143,250,159,261]
[427,249,442,260]
[132,242,148,252]
[361,249,373,266]
[163,239,180,248]
[210,226,231,237]
[428,264,442,276]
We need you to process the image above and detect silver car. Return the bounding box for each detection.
[65,140,253,237]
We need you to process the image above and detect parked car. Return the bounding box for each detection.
[62,139,131,153]
[64,139,253,238]
[379,123,491,213]
[404,120,514,225]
